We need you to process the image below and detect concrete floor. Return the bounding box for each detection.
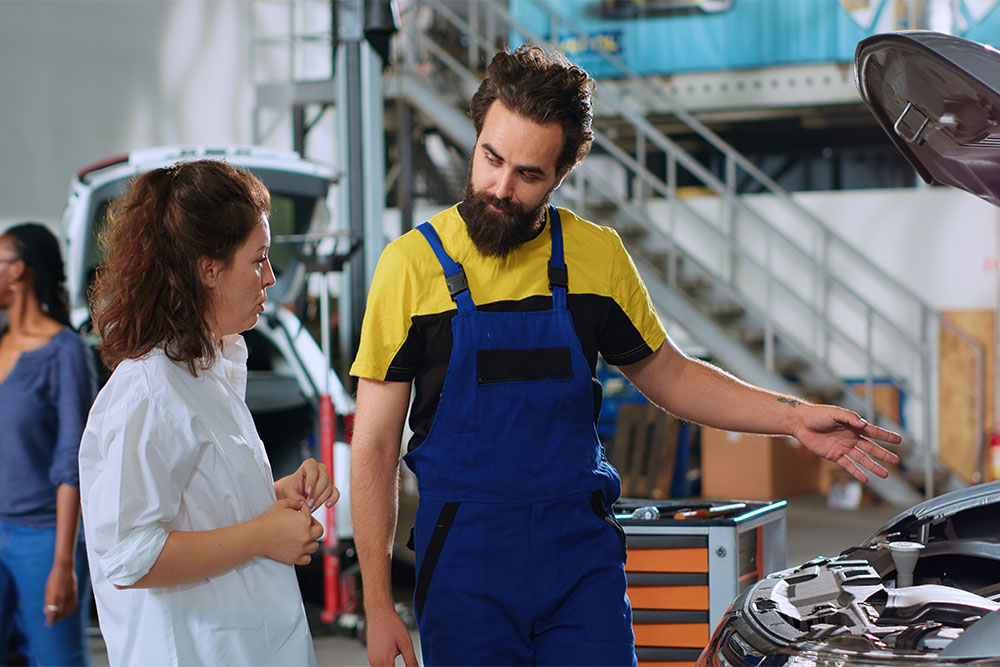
[85,493,904,667]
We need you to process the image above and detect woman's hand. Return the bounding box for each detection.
[274,458,340,512]
[44,562,78,626]
[254,498,325,565]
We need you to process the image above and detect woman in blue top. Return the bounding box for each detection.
[0,222,96,666]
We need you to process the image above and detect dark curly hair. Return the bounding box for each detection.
[469,44,595,174]
[1,222,70,326]
[91,159,270,375]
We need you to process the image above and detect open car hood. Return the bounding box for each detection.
[855,30,1000,208]
[864,479,1000,546]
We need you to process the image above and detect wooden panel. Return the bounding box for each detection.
[627,585,709,610]
[611,403,643,496]
[625,548,708,573]
[850,382,902,424]
[633,623,710,647]
[611,403,679,498]
[939,310,995,483]
[646,412,680,499]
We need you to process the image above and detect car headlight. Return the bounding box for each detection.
[697,605,770,667]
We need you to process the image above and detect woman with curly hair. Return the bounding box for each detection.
[79,159,336,666]
[0,222,96,666]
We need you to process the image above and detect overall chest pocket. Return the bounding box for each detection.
[476,346,573,385]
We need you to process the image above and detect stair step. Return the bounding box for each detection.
[899,460,954,489]
[888,435,916,458]
[734,327,765,347]
[703,300,745,321]
[615,226,649,245]
[641,251,670,275]
[585,197,620,213]
[774,356,811,378]
[793,383,845,405]
[677,275,712,296]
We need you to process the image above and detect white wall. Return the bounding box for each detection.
[0,1,258,228]
[781,187,999,312]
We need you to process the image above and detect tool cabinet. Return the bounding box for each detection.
[614,499,787,666]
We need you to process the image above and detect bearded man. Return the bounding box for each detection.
[349,44,901,667]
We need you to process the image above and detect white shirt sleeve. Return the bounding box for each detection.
[83,370,206,587]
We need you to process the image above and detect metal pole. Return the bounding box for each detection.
[361,39,385,293]
[922,325,935,498]
[345,40,366,362]
[399,101,414,233]
[725,155,736,285]
[319,271,339,624]
[323,0,366,624]
[467,0,479,71]
[292,106,306,156]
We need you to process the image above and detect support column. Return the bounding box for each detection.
[336,0,365,378]
[336,0,395,376]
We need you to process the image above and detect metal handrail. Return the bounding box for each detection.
[410,1,933,357]
[509,2,940,316]
[577,141,917,392]
[501,2,935,330]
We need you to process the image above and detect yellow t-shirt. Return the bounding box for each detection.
[351,204,666,451]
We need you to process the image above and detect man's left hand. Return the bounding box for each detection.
[793,406,902,483]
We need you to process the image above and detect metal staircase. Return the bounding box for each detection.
[390,0,988,505]
[250,0,986,505]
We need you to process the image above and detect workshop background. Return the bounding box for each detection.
[3,0,1000,665]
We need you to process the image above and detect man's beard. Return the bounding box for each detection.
[458,180,552,259]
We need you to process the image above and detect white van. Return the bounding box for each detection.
[60,144,355,538]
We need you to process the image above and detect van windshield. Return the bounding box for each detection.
[84,191,324,293]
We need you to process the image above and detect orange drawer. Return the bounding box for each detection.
[628,585,709,610]
[633,623,710,647]
[626,548,708,573]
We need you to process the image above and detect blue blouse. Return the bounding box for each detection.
[0,327,97,527]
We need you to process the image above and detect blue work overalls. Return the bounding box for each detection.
[403,206,637,666]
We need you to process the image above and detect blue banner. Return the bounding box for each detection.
[508,0,1000,78]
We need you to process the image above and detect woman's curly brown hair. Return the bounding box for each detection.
[470,44,595,175]
[90,159,270,375]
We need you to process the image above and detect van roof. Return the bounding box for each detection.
[74,144,337,185]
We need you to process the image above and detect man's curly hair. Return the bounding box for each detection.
[470,44,595,174]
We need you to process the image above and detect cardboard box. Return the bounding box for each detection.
[701,428,819,500]
[818,459,874,510]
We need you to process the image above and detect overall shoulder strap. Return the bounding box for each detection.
[416,222,475,312]
[546,205,568,310]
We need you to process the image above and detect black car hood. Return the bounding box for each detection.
[864,479,1000,545]
[855,30,1000,208]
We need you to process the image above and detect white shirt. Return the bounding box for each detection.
[79,336,316,667]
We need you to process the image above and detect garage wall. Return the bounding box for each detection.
[0,0,256,227]
[795,187,1000,312]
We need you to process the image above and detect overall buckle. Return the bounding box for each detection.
[446,264,469,299]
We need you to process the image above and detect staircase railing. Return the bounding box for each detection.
[395,0,986,497]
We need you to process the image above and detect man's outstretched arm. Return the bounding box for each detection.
[618,339,901,483]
